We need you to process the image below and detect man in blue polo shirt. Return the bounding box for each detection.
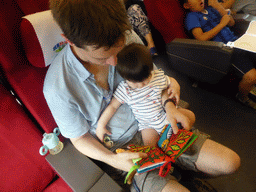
[43,0,241,191]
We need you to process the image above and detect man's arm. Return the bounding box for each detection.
[167,76,181,104]
[70,132,147,172]
[161,89,190,133]
[96,97,122,142]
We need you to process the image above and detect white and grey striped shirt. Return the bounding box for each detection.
[114,69,171,134]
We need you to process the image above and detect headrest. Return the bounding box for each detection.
[21,10,67,67]
[20,10,144,68]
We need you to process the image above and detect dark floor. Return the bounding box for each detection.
[155,56,256,192]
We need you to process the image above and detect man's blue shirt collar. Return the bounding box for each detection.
[66,44,91,81]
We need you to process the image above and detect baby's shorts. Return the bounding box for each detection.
[130,129,210,192]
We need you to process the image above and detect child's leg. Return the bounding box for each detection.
[232,49,256,109]
[236,68,256,109]
[141,128,159,147]
[238,68,256,98]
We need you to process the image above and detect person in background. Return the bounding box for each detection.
[123,0,158,55]
[219,0,256,16]
[183,0,256,110]
[217,0,256,101]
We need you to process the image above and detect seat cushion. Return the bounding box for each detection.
[0,84,55,191]
[0,0,58,133]
[144,0,187,44]
[43,177,73,192]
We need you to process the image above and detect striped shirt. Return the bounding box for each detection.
[113,69,171,133]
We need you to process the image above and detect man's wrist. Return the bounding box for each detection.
[163,98,176,108]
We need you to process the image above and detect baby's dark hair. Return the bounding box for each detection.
[116,43,153,82]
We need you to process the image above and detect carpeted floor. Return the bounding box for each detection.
[155,56,256,192]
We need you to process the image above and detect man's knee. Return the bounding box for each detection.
[222,150,241,174]
[243,68,256,83]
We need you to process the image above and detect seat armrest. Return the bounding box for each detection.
[166,38,234,84]
[46,140,123,192]
[168,38,227,50]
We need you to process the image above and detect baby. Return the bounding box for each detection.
[96,43,195,147]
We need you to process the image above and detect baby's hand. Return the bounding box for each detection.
[96,125,111,142]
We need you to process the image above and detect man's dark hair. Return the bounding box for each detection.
[50,0,131,49]
[116,43,153,82]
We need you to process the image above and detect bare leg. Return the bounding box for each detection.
[141,128,159,147]
[195,139,241,176]
[238,68,256,99]
[144,32,156,50]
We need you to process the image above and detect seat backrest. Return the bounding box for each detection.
[0,0,57,133]
[16,0,49,15]
[0,0,143,133]
[143,0,188,44]
[21,10,67,67]
[143,0,236,84]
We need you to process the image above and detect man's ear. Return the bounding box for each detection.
[61,34,75,46]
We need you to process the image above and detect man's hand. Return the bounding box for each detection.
[71,133,147,173]
[166,107,191,134]
[110,151,148,172]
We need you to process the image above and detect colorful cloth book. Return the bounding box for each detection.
[158,124,199,159]
[128,145,174,176]
[120,124,198,184]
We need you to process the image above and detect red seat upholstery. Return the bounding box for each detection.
[0,0,57,133]
[0,0,72,190]
[0,84,71,191]
[143,0,188,44]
